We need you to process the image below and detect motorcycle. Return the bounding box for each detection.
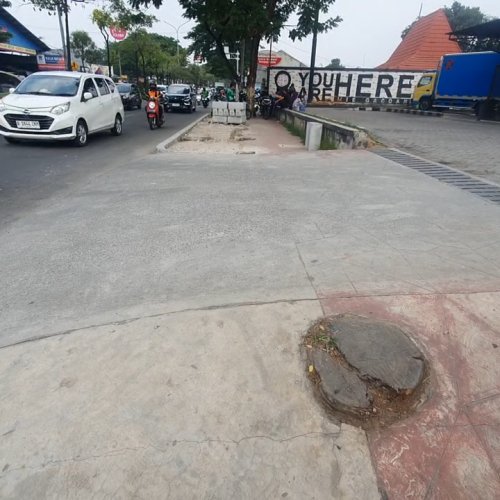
[259,95,273,119]
[146,95,164,130]
[201,96,210,108]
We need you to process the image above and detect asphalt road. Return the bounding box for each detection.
[0,105,203,226]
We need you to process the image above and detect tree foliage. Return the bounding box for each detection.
[289,0,342,42]
[70,30,96,69]
[111,30,212,84]
[324,58,344,69]
[92,0,156,75]
[401,1,499,52]
[128,0,342,96]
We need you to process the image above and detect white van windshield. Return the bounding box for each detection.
[15,75,81,97]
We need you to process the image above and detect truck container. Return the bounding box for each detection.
[412,51,500,114]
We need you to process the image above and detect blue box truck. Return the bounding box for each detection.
[412,51,500,115]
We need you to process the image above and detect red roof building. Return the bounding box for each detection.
[377,9,462,70]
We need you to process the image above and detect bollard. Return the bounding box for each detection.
[306,122,323,151]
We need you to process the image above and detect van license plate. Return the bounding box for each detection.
[16,120,40,129]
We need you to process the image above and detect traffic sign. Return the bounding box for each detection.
[110,26,127,41]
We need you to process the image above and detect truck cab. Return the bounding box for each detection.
[412,72,436,111]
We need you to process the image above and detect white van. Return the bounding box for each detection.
[0,71,124,146]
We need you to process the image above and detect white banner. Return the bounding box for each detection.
[269,68,425,104]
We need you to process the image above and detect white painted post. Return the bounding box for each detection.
[306,122,323,151]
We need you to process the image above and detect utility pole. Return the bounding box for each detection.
[240,39,245,87]
[63,0,72,71]
[56,3,66,58]
[266,37,273,91]
[307,0,319,103]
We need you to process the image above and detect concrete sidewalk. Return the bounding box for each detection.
[1,118,499,498]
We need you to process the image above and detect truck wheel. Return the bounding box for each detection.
[419,97,432,111]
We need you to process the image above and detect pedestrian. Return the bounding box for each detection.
[226,83,236,102]
[288,84,298,109]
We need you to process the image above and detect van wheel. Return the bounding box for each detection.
[73,120,88,147]
[111,115,123,136]
[419,97,432,111]
[4,137,19,144]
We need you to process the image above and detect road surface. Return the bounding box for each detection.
[0,106,202,226]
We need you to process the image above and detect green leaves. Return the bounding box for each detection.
[289,0,342,41]
[70,30,96,66]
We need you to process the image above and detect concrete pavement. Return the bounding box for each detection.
[1,118,499,498]
[308,107,500,185]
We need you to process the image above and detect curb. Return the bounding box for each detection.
[155,112,210,153]
[383,108,443,117]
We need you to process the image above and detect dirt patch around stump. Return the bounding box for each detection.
[304,314,431,429]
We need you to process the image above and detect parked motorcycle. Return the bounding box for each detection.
[259,95,273,119]
[146,95,164,130]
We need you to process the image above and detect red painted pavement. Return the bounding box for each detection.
[320,293,500,499]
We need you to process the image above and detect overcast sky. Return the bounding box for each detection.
[8,0,500,68]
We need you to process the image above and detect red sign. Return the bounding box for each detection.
[110,26,127,41]
[258,52,282,67]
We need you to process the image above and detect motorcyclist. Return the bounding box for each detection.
[201,87,209,100]
[147,80,164,121]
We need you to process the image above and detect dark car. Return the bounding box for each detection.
[117,83,142,110]
[165,84,196,113]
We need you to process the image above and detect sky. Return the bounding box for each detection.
[7,0,500,68]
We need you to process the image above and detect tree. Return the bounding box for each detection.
[129,0,342,105]
[70,31,96,70]
[91,8,114,76]
[0,0,12,6]
[324,58,344,69]
[401,2,499,52]
[444,1,499,52]
[290,0,342,102]
[92,0,155,76]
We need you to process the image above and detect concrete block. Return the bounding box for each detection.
[212,115,228,124]
[212,108,229,117]
[306,122,322,151]
[212,101,227,110]
[228,116,246,124]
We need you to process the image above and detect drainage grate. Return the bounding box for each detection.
[373,148,500,205]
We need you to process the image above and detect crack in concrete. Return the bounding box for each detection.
[0,297,319,351]
[2,289,500,352]
[0,431,341,478]
[294,243,325,315]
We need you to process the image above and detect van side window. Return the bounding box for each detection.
[83,78,98,98]
[95,78,110,96]
[418,76,433,87]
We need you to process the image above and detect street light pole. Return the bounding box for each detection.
[63,0,72,71]
[163,20,190,62]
